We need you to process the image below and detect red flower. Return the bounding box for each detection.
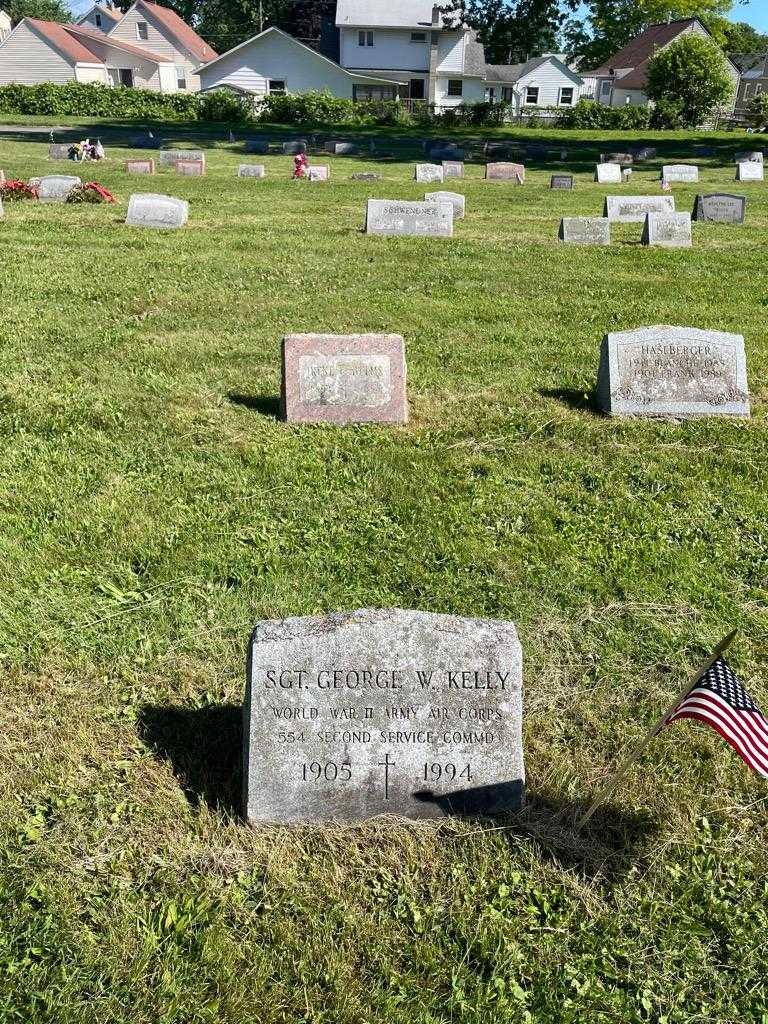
[84,182,115,203]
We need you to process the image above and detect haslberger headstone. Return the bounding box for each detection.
[736,161,764,182]
[662,164,699,182]
[603,195,675,222]
[595,162,622,184]
[125,192,188,229]
[352,172,382,182]
[243,608,524,823]
[486,162,525,182]
[425,190,465,219]
[308,165,330,181]
[281,333,407,425]
[550,174,574,190]
[559,217,610,245]
[442,160,464,179]
[415,163,444,183]
[238,164,266,178]
[37,175,81,202]
[48,143,71,160]
[176,159,205,176]
[641,211,692,248]
[597,325,750,419]
[159,149,205,166]
[125,158,155,174]
[692,193,746,224]
[365,199,453,237]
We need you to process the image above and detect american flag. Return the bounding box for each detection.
[664,657,768,778]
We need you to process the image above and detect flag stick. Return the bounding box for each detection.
[577,628,737,829]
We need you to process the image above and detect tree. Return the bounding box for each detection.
[7,0,71,24]
[646,32,734,126]
[702,16,768,53]
[565,0,730,67]
[451,0,566,64]
[746,92,768,130]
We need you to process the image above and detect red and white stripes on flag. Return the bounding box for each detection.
[664,657,768,778]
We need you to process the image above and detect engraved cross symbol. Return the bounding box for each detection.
[378,753,396,800]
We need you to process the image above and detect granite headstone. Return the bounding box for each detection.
[595,162,622,184]
[662,164,699,182]
[597,325,750,418]
[603,195,675,222]
[641,211,692,248]
[175,159,204,176]
[736,161,764,182]
[238,164,266,177]
[125,159,155,174]
[37,175,81,202]
[734,150,763,164]
[244,139,270,154]
[308,165,330,181]
[351,172,382,182]
[125,192,188,229]
[425,190,465,219]
[244,608,524,823]
[365,199,453,237]
[159,149,205,166]
[415,163,444,183]
[442,160,464,179]
[559,217,610,245]
[281,333,407,424]
[692,193,746,223]
[550,174,574,190]
[48,144,71,160]
[485,162,525,182]
[283,140,308,155]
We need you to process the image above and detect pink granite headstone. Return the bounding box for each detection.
[282,334,408,425]
[125,159,155,174]
[485,162,525,182]
[175,159,205,176]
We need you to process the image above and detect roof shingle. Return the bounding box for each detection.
[585,18,699,77]
[135,0,217,62]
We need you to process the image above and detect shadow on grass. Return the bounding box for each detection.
[227,393,282,419]
[137,703,242,818]
[539,387,603,416]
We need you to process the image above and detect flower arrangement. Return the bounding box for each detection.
[1,179,38,201]
[66,181,116,204]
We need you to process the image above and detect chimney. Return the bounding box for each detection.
[428,6,441,104]
[432,5,441,27]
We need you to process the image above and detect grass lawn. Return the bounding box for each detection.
[1,124,767,1023]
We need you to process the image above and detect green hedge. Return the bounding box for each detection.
[0,82,205,120]
[257,91,510,127]
[556,98,651,130]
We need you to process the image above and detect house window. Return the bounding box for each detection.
[410,31,426,42]
[447,79,462,97]
[353,84,397,101]
[409,78,425,99]
[600,80,612,97]
[358,30,374,47]
[119,68,134,86]
[94,12,102,27]
[136,21,148,40]
[559,87,574,105]
[268,79,286,94]
[502,86,513,102]
[757,84,763,95]
[525,86,539,105]
[176,65,187,90]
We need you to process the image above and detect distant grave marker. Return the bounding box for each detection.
[558,217,610,245]
[175,159,204,176]
[601,152,633,164]
[125,192,188,229]
[243,608,524,823]
[244,139,270,154]
[603,195,675,222]
[415,163,444,183]
[597,325,750,419]
[125,159,155,175]
[736,161,763,182]
[734,150,763,164]
[425,190,465,219]
[238,164,266,178]
[485,162,525,182]
[550,174,574,190]
[37,175,81,202]
[442,160,464,179]
[365,199,453,237]
[283,140,308,155]
[595,163,622,184]
[662,164,699,182]
[308,165,330,182]
[692,193,745,224]
[641,211,692,247]
[351,172,382,182]
[159,149,204,166]
[282,333,407,425]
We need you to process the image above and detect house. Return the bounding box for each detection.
[0,17,179,90]
[485,55,584,111]
[76,4,122,34]
[735,55,768,115]
[335,0,487,106]
[107,0,217,91]
[196,25,407,100]
[583,18,740,109]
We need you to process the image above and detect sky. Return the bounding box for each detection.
[65,0,768,31]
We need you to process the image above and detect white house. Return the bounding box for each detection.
[0,17,178,90]
[107,0,217,92]
[485,55,584,111]
[335,0,487,106]
[583,18,739,109]
[196,26,406,100]
[76,4,122,34]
